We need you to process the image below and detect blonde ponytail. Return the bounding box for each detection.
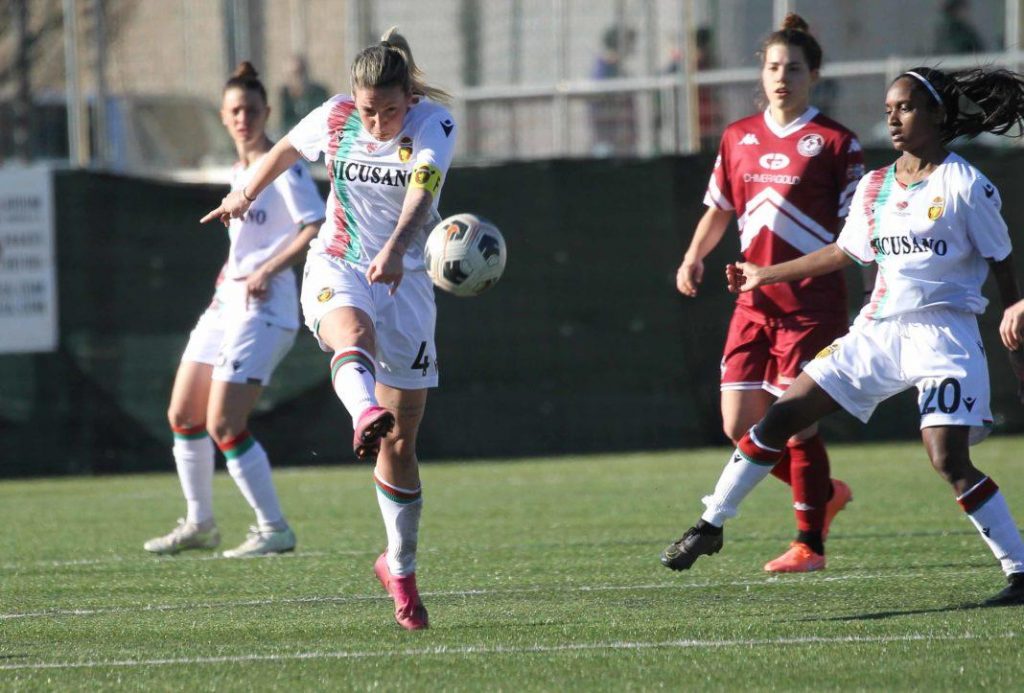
[350,26,452,104]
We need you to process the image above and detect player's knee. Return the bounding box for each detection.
[207,417,245,446]
[722,421,746,444]
[168,408,201,431]
[928,449,972,485]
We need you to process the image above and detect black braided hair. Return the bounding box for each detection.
[899,66,1024,143]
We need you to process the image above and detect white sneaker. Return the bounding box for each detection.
[222,526,296,558]
[143,519,220,555]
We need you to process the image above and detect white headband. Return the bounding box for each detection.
[903,71,943,105]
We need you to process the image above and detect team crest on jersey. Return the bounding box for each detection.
[317,287,334,303]
[366,142,379,153]
[815,342,840,359]
[927,196,945,221]
[398,136,413,163]
[797,133,824,157]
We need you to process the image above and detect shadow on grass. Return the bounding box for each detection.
[795,599,1021,622]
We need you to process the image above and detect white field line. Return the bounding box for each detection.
[0,632,1018,672]
[0,549,374,570]
[0,566,985,621]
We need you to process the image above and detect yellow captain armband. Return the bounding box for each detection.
[410,163,443,195]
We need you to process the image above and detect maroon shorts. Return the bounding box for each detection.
[721,306,847,396]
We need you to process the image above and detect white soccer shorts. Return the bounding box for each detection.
[182,307,297,386]
[300,251,439,390]
[803,308,992,443]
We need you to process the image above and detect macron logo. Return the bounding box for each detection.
[738,133,760,146]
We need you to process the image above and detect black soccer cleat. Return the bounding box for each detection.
[660,526,724,571]
[983,572,1024,606]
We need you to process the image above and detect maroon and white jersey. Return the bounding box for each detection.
[705,107,864,322]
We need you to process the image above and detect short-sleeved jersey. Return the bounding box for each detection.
[837,152,1010,320]
[705,107,864,322]
[215,157,324,329]
[288,94,457,271]
[226,157,325,278]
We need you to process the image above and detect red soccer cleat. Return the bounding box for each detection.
[374,552,429,631]
[353,406,395,460]
[822,479,853,540]
[764,541,826,573]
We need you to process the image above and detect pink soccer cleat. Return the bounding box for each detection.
[763,541,826,573]
[822,479,853,540]
[353,405,395,460]
[374,552,429,631]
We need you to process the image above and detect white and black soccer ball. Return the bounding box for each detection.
[424,213,507,297]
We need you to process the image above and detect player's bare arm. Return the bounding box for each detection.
[366,185,435,295]
[678,206,732,297]
[243,221,322,301]
[990,254,1024,351]
[727,243,852,294]
[200,136,304,226]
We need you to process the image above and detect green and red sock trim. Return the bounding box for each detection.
[331,349,376,381]
[957,476,999,514]
[218,430,256,460]
[374,474,421,505]
[172,424,207,441]
[737,428,785,467]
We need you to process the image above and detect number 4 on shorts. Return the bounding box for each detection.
[412,342,430,374]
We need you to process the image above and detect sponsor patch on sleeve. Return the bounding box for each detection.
[410,163,442,194]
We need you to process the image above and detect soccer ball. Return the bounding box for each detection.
[424,213,507,297]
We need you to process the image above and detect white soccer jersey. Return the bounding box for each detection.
[287,94,457,271]
[837,153,1011,320]
[216,157,325,329]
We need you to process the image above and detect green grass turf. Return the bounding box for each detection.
[2,437,1024,690]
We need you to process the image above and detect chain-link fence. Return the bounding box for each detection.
[0,0,1021,175]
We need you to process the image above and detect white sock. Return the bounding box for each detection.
[958,479,1024,575]
[220,431,285,531]
[331,347,378,425]
[701,428,784,526]
[374,471,422,576]
[172,427,215,525]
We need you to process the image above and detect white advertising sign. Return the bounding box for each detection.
[0,166,57,353]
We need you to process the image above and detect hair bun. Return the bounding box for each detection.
[232,61,259,80]
[781,12,810,33]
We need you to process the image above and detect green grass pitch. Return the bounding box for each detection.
[2,437,1024,689]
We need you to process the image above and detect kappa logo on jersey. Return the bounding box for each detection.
[797,133,824,157]
[398,136,413,163]
[440,119,454,137]
[927,195,945,221]
[847,162,865,181]
[737,133,760,145]
[758,153,790,170]
[317,287,334,303]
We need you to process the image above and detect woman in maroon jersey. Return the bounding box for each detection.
[662,14,864,573]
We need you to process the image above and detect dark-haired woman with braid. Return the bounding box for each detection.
[145,62,325,558]
[661,65,1024,605]
[202,28,455,630]
[664,14,861,574]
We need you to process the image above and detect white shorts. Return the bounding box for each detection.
[803,308,992,443]
[300,251,439,390]
[182,306,297,386]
